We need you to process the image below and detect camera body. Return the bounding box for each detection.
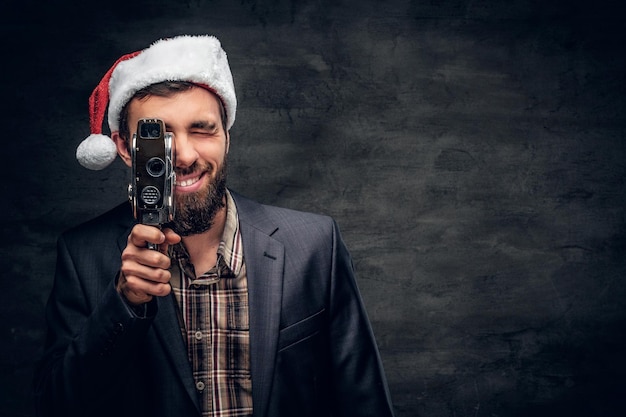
[128,118,175,229]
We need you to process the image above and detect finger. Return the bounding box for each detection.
[117,272,152,305]
[128,224,165,248]
[123,276,172,298]
[122,241,171,269]
[118,273,171,305]
[120,259,172,284]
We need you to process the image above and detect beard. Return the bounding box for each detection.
[168,158,228,237]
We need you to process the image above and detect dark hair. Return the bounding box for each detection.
[118,81,228,144]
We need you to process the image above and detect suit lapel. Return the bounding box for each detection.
[233,193,285,417]
[152,295,201,412]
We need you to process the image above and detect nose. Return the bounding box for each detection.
[173,134,197,169]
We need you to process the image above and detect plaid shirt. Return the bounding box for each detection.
[170,190,252,417]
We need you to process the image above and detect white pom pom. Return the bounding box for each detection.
[76,134,118,170]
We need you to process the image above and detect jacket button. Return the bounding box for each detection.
[196,381,205,391]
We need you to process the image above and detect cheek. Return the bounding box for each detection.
[198,143,227,165]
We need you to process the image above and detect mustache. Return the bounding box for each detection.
[175,162,211,177]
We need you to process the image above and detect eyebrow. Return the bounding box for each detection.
[190,120,218,131]
[164,120,218,132]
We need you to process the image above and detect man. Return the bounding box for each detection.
[34,35,394,417]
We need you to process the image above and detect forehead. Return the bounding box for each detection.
[127,86,223,129]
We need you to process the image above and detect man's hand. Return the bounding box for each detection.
[117,224,181,306]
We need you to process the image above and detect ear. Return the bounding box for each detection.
[112,131,132,167]
[225,130,230,154]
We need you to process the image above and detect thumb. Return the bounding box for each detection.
[160,228,181,253]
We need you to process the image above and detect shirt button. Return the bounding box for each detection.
[194,331,203,340]
[196,381,205,391]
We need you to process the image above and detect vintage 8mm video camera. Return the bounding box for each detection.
[128,119,175,246]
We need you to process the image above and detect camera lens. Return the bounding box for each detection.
[146,157,166,177]
[140,122,161,138]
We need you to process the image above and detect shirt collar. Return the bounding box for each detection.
[217,189,243,276]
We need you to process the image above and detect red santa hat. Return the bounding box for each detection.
[76,35,237,170]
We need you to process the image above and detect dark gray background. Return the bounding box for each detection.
[2,0,625,416]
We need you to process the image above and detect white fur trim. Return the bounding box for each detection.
[76,134,118,170]
[107,35,237,132]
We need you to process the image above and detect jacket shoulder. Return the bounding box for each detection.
[61,202,133,245]
[231,191,336,237]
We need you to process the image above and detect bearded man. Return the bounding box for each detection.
[34,35,395,417]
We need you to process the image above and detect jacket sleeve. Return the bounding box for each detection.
[328,220,395,417]
[33,233,156,417]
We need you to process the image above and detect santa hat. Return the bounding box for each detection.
[76,35,237,170]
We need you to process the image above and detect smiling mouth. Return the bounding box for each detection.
[176,174,203,187]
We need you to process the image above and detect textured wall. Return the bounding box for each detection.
[2,0,625,416]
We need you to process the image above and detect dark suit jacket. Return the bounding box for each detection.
[34,192,394,417]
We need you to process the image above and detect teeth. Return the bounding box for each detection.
[176,176,201,187]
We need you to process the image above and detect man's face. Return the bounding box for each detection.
[118,86,229,236]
